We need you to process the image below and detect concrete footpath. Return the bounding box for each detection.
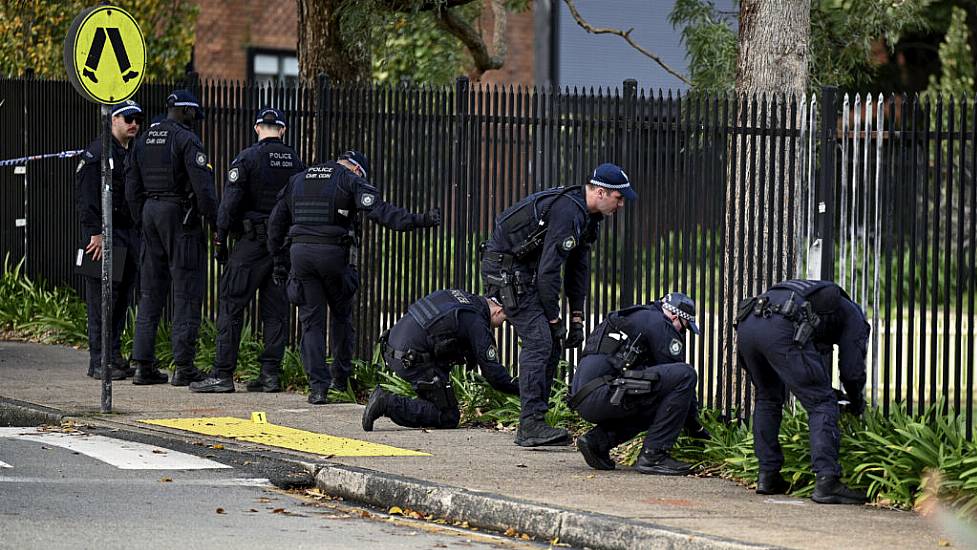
[0,341,953,550]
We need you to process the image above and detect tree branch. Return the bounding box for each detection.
[434,0,507,80]
[561,0,691,86]
[379,0,477,13]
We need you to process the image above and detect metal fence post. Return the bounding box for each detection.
[453,76,471,289]
[316,73,330,164]
[816,86,838,281]
[620,79,638,307]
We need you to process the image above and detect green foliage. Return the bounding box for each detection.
[371,11,473,86]
[0,0,197,80]
[923,6,976,101]
[669,0,738,93]
[670,0,934,92]
[0,256,87,346]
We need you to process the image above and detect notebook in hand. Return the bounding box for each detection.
[74,242,127,282]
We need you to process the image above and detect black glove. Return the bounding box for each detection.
[421,206,441,227]
[498,377,520,396]
[272,263,289,287]
[213,239,228,264]
[565,318,585,349]
[549,320,566,350]
[847,392,866,416]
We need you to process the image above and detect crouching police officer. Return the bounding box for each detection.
[480,163,635,447]
[191,108,306,393]
[736,279,869,504]
[361,289,519,431]
[267,150,441,404]
[125,89,218,385]
[569,293,702,475]
[76,100,143,380]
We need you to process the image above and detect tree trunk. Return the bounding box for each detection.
[297,0,370,83]
[719,0,810,412]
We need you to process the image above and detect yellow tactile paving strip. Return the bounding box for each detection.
[139,416,429,457]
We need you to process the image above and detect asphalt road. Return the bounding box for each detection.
[0,427,550,550]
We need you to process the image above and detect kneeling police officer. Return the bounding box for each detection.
[362,289,519,431]
[736,279,869,504]
[569,293,702,475]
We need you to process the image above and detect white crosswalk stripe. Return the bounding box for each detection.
[0,427,231,470]
[0,460,11,468]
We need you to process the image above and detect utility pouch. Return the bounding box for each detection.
[735,297,757,326]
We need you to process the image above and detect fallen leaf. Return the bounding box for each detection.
[515,464,527,468]
[256,498,272,503]
[151,449,165,454]
[272,508,286,514]
[520,533,530,540]
[246,509,259,513]
[360,511,371,518]
[938,539,953,547]
[504,528,517,537]
[216,508,225,514]
[388,506,404,515]
[159,477,173,483]
[211,444,224,450]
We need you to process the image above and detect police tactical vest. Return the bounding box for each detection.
[582,304,651,356]
[289,163,352,229]
[141,121,177,194]
[769,279,849,315]
[496,186,586,259]
[407,290,482,359]
[247,141,299,215]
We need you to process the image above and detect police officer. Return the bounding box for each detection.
[190,108,306,393]
[125,89,219,386]
[736,279,869,504]
[480,163,635,447]
[267,150,440,404]
[76,100,143,380]
[361,289,519,431]
[569,293,702,474]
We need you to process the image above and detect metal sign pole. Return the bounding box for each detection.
[100,103,113,413]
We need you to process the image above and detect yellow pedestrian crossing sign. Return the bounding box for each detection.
[63,5,146,104]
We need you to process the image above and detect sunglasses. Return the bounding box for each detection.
[123,114,143,124]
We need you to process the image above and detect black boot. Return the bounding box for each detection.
[132,361,168,385]
[189,376,235,393]
[89,364,128,380]
[361,387,389,432]
[635,448,692,476]
[515,414,570,447]
[329,371,350,393]
[576,427,616,470]
[246,373,281,393]
[170,365,206,387]
[756,471,790,495]
[811,474,868,505]
[113,351,136,377]
[308,390,329,405]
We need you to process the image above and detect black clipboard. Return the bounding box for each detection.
[74,242,127,282]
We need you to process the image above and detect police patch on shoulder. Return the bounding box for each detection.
[360,194,375,207]
[486,346,498,361]
[669,338,684,356]
[561,236,577,251]
[84,151,94,159]
[228,167,240,182]
[195,152,207,167]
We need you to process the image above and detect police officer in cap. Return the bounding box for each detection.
[736,279,869,504]
[569,292,703,474]
[125,89,219,385]
[76,100,143,380]
[361,289,519,431]
[480,163,634,447]
[267,149,441,404]
[190,108,306,393]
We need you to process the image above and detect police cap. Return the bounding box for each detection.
[110,99,142,119]
[590,163,637,201]
[255,107,286,128]
[339,149,369,179]
[661,292,700,335]
[166,89,205,120]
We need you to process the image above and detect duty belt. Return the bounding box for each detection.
[291,234,353,246]
[147,193,187,204]
[742,292,821,345]
[384,344,435,369]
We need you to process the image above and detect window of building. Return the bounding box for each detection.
[249,49,299,84]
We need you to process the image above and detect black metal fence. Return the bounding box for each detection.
[0,76,974,429]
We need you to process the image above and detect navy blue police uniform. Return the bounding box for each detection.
[569,294,701,474]
[76,100,143,379]
[190,108,306,393]
[361,289,519,430]
[736,279,870,503]
[480,163,636,446]
[267,150,440,404]
[125,90,219,385]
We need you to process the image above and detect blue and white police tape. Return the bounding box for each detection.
[0,150,85,167]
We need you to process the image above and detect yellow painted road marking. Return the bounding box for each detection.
[139,416,429,457]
